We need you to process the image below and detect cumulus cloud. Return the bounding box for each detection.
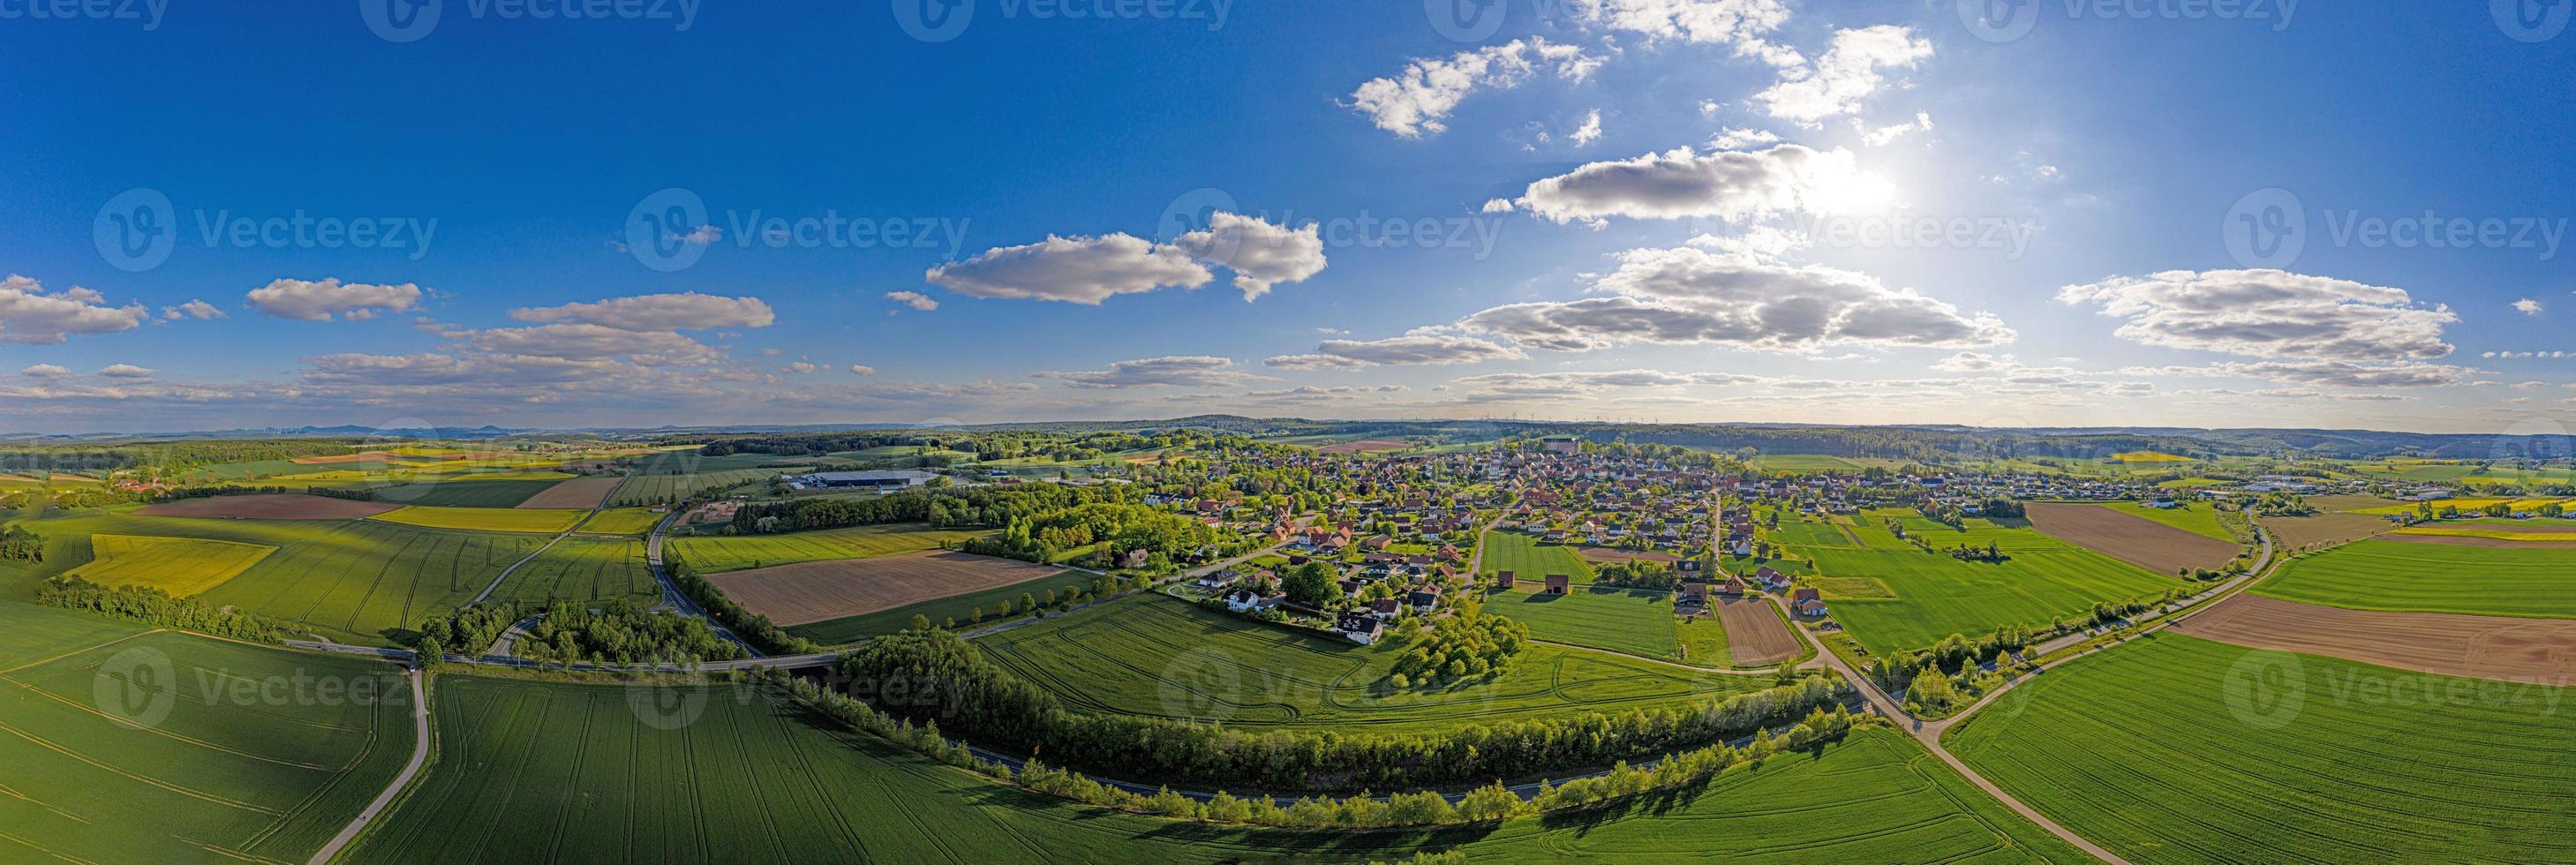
[1569,109,1604,147]
[1861,111,1933,146]
[1167,212,1329,301]
[1492,144,1885,225]
[2513,297,2544,316]
[510,292,773,331]
[1575,0,1797,64]
[930,214,1321,305]
[1033,355,1272,389]
[465,323,720,366]
[245,278,422,322]
[1346,38,1599,138]
[849,365,877,375]
[1757,26,1933,124]
[1454,369,1761,396]
[1459,247,2013,353]
[161,299,225,320]
[2058,269,2458,362]
[1266,334,1525,369]
[301,352,605,387]
[885,290,939,312]
[19,364,70,379]
[97,364,154,379]
[783,362,825,374]
[0,275,148,343]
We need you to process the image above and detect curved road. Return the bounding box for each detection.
[307,670,428,865]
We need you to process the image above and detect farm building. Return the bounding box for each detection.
[1495,570,1516,590]
[784,470,938,491]
[1544,574,1571,595]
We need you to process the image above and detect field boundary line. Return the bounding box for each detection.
[0,718,280,815]
[0,628,165,676]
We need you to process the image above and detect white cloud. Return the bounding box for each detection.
[2058,269,2457,362]
[1267,334,1525,369]
[0,275,149,343]
[245,278,422,322]
[1569,109,1604,147]
[2513,297,2544,316]
[1860,111,1933,146]
[1709,126,1781,149]
[850,365,877,376]
[301,351,606,387]
[1757,26,1933,124]
[2134,360,2484,388]
[510,292,773,331]
[1167,212,1329,301]
[885,290,939,312]
[1575,0,1797,65]
[161,299,224,320]
[1459,247,2013,353]
[19,364,70,379]
[97,364,154,379]
[1494,144,1887,225]
[465,323,720,366]
[1454,369,1760,396]
[1346,38,1599,139]
[1034,355,1272,388]
[783,362,825,374]
[928,233,1211,305]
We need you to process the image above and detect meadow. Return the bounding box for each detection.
[65,533,275,596]
[2256,538,2576,619]
[975,594,1772,733]
[486,536,659,607]
[1949,634,2576,862]
[1779,511,2175,657]
[669,523,991,574]
[2095,501,2237,541]
[1475,530,1596,580]
[577,507,666,536]
[0,630,416,863]
[607,469,782,507]
[371,505,586,534]
[1484,583,1679,660]
[349,675,2083,864]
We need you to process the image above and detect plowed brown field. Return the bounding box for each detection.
[136,493,402,520]
[2171,594,2576,683]
[2026,502,2240,574]
[516,476,621,509]
[1717,596,1802,666]
[710,551,1068,626]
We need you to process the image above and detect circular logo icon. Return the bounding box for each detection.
[2221,649,2305,731]
[94,647,179,729]
[360,0,443,43]
[1155,647,1242,723]
[2490,416,2572,463]
[2223,187,2305,269]
[628,677,712,731]
[626,187,713,273]
[1424,0,1508,42]
[1156,187,1241,266]
[94,188,177,273]
[893,0,975,43]
[1957,0,2040,43]
[2493,0,2572,42]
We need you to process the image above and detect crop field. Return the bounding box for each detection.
[577,508,665,536]
[1779,511,2174,657]
[1949,634,2576,862]
[2255,538,2576,618]
[607,469,782,507]
[65,533,275,596]
[1485,583,1677,658]
[515,475,621,509]
[670,523,990,574]
[787,568,1099,644]
[2023,502,2241,575]
[2392,523,2576,544]
[711,551,1068,627]
[0,630,415,864]
[370,505,585,534]
[367,477,573,508]
[1475,530,1596,580]
[2351,496,2572,515]
[977,593,1773,732]
[1315,439,1412,455]
[487,536,658,607]
[2108,450,2195,463]
[2096,501,2237,541]
[1749,453,1862,471]
[2172,593,2576,683]
[1714,596,1804,666]
[138,493,404,520]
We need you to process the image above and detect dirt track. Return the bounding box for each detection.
[1716,596,1801,665]
[2026,502,2239,574]
[2171,594,2576,683]
[516,476,621,509]
[137,493,401,520]
[711,551,1066,626]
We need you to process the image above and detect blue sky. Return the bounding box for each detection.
[2,0,2571,433]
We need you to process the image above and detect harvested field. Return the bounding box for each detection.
[2026,501,2240,574]
[2382,532,2576,549]
[514,474,621,509]
[1576,545,1682,564]
[137,493,402,520]
[2259,511,2393,548]
[1317,439,1410,455]
[1715,596,1802,666]
[2171,594,2576,683]
[711,551,1067,626]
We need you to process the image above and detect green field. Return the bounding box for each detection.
[371,506,585,534]
[2108,450,2194,463]
[669,523,990,574]
[976,593,1771,733]
[607,469,782,507]
[1950,634,2576,862]
[577,508,664,536]
[2096,501,2238,542]
[1751,454,1863,471]
[0,630,416,863]
[1485,583,1679,659]
[786,568,1095,644]
[66,533,276,596]
[1778,511,2175,657]
[1475,530,1595,580]
[349,674,2083,863]
[361,477,571,508]
[487,536,659,607]
[2256,538,2576,618]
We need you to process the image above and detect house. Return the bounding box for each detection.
[1495,570,1516,590]
[1721,575,1749,596]
[1791,587,1827,616]
[1195,570,1241,590]
[1407,586,1442,613]
[1367,598,1403,619]
[1119,548,1150,569]
[1544,574,1571,595]
[1338,578,1369,598]
[1224,589,1284,613]
[1755,567,1791,590]
[1336,613,1385,645]
[1681,582,1709,606]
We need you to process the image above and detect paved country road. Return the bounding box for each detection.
[307,670,428,865]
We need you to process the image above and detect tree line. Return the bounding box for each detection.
[37,575,290,642]
[0,526,44,562]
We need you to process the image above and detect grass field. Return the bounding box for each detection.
[1749,454,1863,471]
[487,536,658,607]
[0,630,416,863]
[2394,525,2576,543]
[786,568,1098,644]
[349,675,2083,863]
[364,477,572,508]
[1779,511,2175,657]
[1475,530,1596,580]
[578,508,664,536]
[976,593,1772,732]
[670,523,990,574]
[606,469,781,507]
[2096,501,2237,541]
[371,505,586,534]
[65,533,276,596]
[1950,633,2576,862]
[1485,583,1678,659]
[2109,450,2195,463]
[2256,538,2576,619]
